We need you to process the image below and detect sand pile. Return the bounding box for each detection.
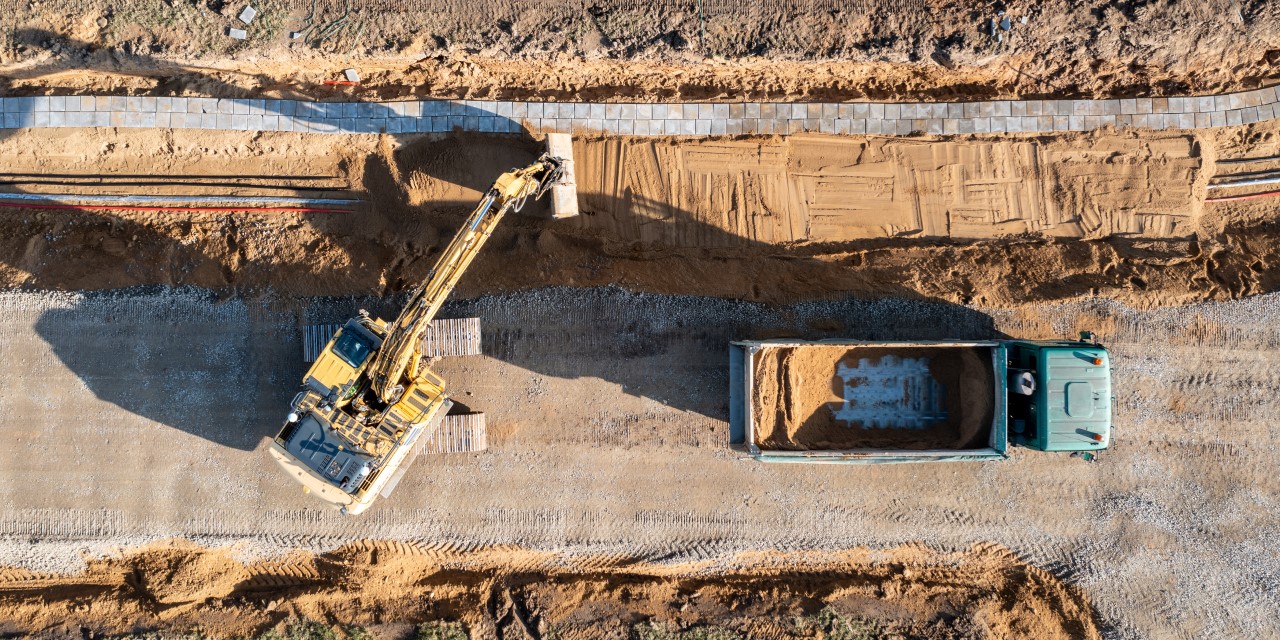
[0,540,1099,640]
[753,345,995,450]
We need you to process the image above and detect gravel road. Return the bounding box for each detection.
[0,286,1276,639]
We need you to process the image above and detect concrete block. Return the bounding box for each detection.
[713,103,730,120]
[1121,99,1137,115]
[973,117,990,133]
[870,103,886,119]
[31,96,49,111]
[1115,114,1132,129]
[228,28,248,40]
[989,116,1006,132]
[1194,112,1212,128]
[1136,98,1153,114]
[958,118,975,134]
[1101,100,1121,115]
[1152,97,1169,113]
[1053,116,1069,131]
[1210,111,1227,127]
[50,96,66,112]
[1226,109,1243,126]
[695,119,712,135]
[962,102,979,118]
[653,104,669,120]
[262,115,278,130]
[1242,107,1259,125]
[745,103,760,119]
[946,103,962,119]
[1196,96,1215,112]
[93,112,110,127]
[697,104,713,120]
[249,99,264,115]
[884,103,901,119]
[853,103,870,119]
[217,114,234,129]
[850,118,867,135]
[943,118,958,135]
[49,111,65,127]
[30,111,49,127]
[1228,93,1243,110]
[238,6,257,24]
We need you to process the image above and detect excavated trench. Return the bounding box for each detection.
[0,126,1277,308]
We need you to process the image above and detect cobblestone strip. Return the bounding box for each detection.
[3,88,1278,136]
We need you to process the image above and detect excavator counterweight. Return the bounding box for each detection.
[269,136,576,514]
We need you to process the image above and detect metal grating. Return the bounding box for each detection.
[303,317,482,362]
[423,413,487,454]
[420,317,482,357]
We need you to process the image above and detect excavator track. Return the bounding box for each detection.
[425,413,488,454]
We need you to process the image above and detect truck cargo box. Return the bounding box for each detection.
[729,340,1009,463]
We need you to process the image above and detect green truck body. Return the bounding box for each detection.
[728,337,1111,464]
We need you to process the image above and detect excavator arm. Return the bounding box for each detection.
[367,154,564,401]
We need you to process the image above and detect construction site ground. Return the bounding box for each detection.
[0,114,1279,639]
[5,2,1280,637]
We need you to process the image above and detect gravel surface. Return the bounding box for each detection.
[0,286,1276,638]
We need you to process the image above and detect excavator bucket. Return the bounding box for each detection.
[545,133,579,218]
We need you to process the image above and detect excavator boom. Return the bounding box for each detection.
[369,156,563,400]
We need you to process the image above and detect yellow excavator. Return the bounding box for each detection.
[269,137,576,514]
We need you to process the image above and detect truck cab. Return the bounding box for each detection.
[1006,336,1112,452]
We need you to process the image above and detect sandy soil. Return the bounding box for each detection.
[752,345,993,450]
[0,539,1098,639]
[2,1,1280,103]
[0,124,1274,307]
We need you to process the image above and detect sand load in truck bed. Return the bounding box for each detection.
[753,345,995,450]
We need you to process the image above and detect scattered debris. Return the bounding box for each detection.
[238,6,257,25]
[1000,16,1012,31]
[343,68,361,83]
[227,28,248,40]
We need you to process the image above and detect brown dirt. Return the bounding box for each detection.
[0,124,1276,308]
[0,540,1100,640]
[4,1,1280,103]
[752,345,994,450]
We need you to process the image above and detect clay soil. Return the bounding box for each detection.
[752,345,994,451]
[0,540,1099,640]
[3,1,1280,103]
[0,123,1278,307]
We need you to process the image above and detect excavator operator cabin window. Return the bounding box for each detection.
[332,331,374,368]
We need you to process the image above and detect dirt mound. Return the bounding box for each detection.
[0,541,1099,640]
[6,1,1280,103]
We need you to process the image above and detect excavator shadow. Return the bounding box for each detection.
[23,133,1010,452]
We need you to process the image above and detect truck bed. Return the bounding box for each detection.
[729,340,1008,463]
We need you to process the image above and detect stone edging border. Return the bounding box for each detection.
[0,88,1276,136]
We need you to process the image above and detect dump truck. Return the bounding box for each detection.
[728,335,1112,463]
[270,135,578,514]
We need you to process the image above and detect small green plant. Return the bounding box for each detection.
[631,621,743,640]
[257,619,339,640]
[415,621,469,640]
[793,608,887,640]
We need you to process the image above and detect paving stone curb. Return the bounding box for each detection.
[3,89,1278,135]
